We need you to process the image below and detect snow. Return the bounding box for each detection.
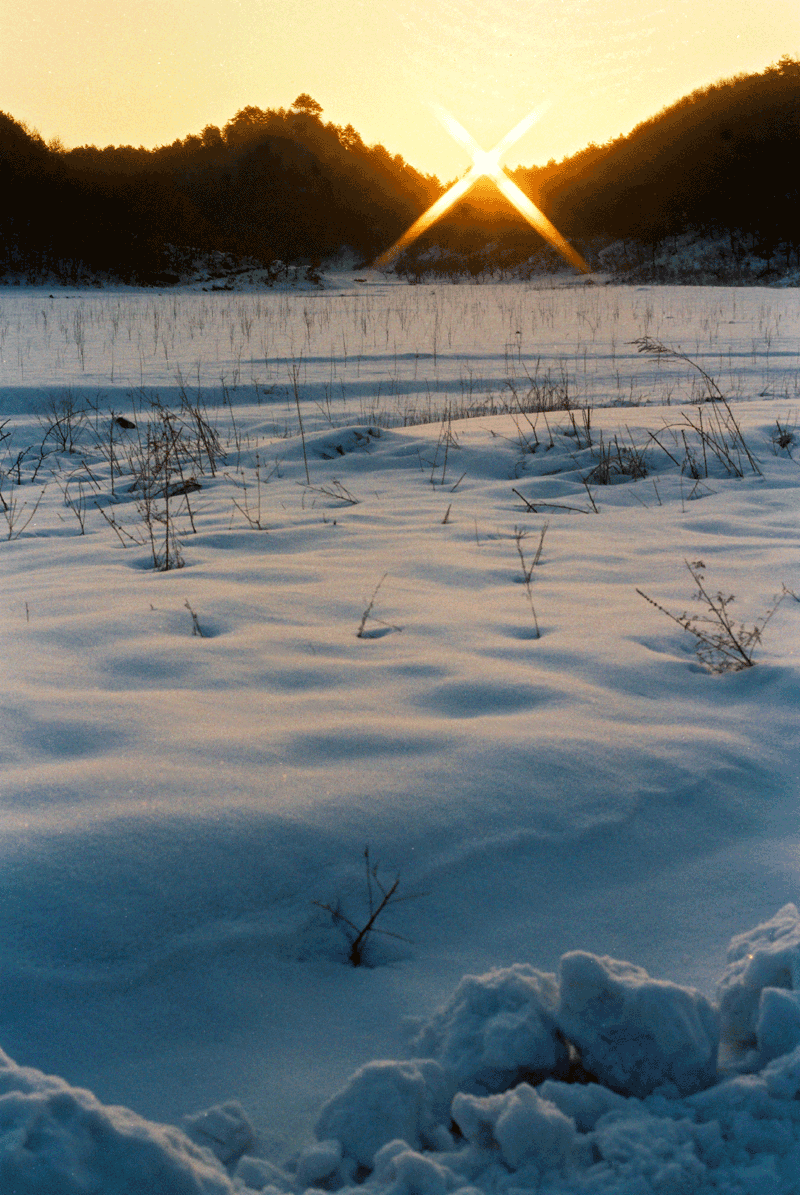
[314,1060,452,1169]
[555,952,719,1098]
[717,903,800,1055]
[412,965,567,1094]
[0,1046,234,1194]
[0,274,799,1192]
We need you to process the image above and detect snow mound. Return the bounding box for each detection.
[297,912,800,1193]
[369,1139,454,1195]
[312,426,382,459]
[412,965,568,1094]
[13,910,800,1193]
[556,950,719,1098]
[313,1060,453,1170]
[0,1048,234,1194]
[717,902,800,1057]
[183,1101,255,1166]
[452,1082,578,1173]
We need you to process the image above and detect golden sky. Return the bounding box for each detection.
[2,0,797,177]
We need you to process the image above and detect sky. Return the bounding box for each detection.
[2,0,798,179]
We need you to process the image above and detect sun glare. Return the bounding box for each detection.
[471,148,501,176]
[373,106,590,274]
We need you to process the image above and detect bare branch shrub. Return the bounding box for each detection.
[228,455,274,529]
[505,362,571,413]
[314,847,424,967]
[770,417,796,455]
[37,391,88,454]
[586,432,648,484]
[0,484,47,541]
[512,523,547,637]
[637,560,788,672]
[128,411,188,570]
[302,477,360,507]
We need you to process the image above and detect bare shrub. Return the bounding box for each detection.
[314,847,424,967]
[0,483,47,541]
[37,391,88,454]
[637,560,789,672]
[586,433,648,484]
[770,417,796,455]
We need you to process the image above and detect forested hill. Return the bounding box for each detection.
[1,60,798,284]
[0,95,443,282]
[512,55,799,257]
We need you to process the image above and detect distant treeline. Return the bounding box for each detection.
[520,54,800,265]
[404,55,800,276]
[0,94,442,282]
[1,60,798,283]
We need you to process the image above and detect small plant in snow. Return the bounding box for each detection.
[228,454,274,529]
[314,847,424,967]
[513,524,547,638]
[637,560,789,673]
[302,477,360,507]
[184,600,205,637]
[770,417,796,455]
[356,574,402,638]
[586,433,648,484]
[632,336,725,403]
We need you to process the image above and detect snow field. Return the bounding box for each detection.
[0,279,799,1192]
[1,278,799,413]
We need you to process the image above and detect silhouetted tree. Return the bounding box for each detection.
[291,94,323,117]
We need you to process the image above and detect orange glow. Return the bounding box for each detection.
[373,106,589,274]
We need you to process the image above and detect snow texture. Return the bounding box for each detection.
[183,1101,256,1166]
[412,965,568,1093]
[1,279,799,1193]
[718,903,800,1053]
[556,951,719,1097]
[314,1060,452,1169]
[0,1047,234,1194]
[283,913,800,1195]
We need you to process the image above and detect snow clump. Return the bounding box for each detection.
[451,1082,578,1172]
[556,950,719,1097]
[411,964,569,1094]
[717,901,800,1061]
[0,1047,235,1194]
[12,909,800,1193]
[313,1059,453,1170]
[183,1100,256,1166]
[297,911,800,1195]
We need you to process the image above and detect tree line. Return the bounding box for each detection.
[0,94,442,282]
[400,56,799,276]
[519,54,800,268]
[1,60,798,283]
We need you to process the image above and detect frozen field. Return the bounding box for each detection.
[1,277,799,1192]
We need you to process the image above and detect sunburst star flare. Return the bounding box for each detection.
[373,105,589,274]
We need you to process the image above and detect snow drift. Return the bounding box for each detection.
[6,906,800,1193]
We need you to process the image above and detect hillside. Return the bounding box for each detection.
[514,55,800,276]
[1,59,798,284]
[394,56,800,281]
[0,97,442,283]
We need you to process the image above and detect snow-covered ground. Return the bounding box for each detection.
[1,277,799,1192]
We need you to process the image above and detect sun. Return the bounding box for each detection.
[470,147,501,177]
[373,106,590,274]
